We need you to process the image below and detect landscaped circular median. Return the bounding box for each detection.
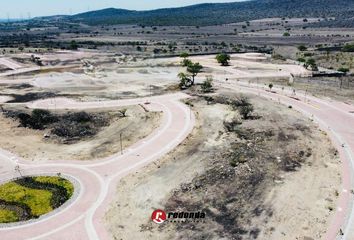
[0,176,74,224]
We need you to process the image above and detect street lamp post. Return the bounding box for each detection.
[120,132,123,155]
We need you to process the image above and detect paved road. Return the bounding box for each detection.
[217,80,354,240]
[0,93,195,240]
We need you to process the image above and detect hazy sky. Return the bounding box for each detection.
[0,0,242,19]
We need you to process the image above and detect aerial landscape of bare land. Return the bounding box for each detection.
[0,0,353,240]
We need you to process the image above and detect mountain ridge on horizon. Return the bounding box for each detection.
[34,0,354,27]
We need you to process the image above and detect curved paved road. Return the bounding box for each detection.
[0,93,195,240]
[216,80,354,240]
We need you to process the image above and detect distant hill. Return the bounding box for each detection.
[64,0,354,26]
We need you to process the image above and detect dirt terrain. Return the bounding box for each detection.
[0,49,347,239]
[0,5,353,238]
[0,54,182,101]
[0,105,161,161]
[105,89,340,240]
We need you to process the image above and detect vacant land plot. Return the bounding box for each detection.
[0,105,161,161]
[106,89,340,240]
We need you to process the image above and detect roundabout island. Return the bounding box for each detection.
[0,175,75,224]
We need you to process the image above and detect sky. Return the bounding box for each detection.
[0,0,242,19]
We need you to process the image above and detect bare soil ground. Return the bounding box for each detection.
[0,55,182,101]
[247,76,354,104]
[0,105,161,161]
[105,88,340,240]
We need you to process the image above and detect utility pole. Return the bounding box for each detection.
[15,165,22,177]
[54,96,57,112]
[120,132,123,155]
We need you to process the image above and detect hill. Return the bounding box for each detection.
[67,0,354,26]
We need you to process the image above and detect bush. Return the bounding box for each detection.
[239,104,254,120]
[63,112,92,123]
[268,83,274,90]
[230,96,251,109]
[51,122,95,139]
[201,76,213,93]
[231,96,254,120]
[180,52,189,58]
[5,109,109,141]
[338,67,350,73]
[342,44,354,52]
[18,109,58,130]
[297,45,307,51]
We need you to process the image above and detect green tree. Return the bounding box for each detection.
[216,53,231,66]
[187,62,203,85]
[305,58,318,71]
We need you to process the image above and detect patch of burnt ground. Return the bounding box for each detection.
[6,83,33,90]
[159,94,316,240]
[6,92,58,103]
[6,92,78,103]
[3,109,114,143]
